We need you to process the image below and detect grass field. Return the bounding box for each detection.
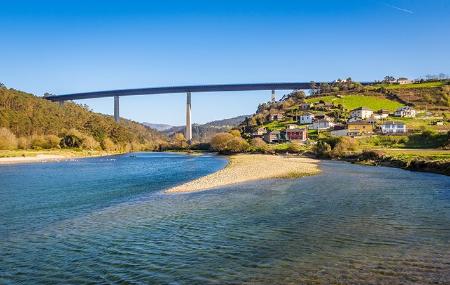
[263,119,297,131]
[379,149,450,161]
[371,81,446,90]
[306,95,403,111]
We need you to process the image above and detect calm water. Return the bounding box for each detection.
[1,153,449,284]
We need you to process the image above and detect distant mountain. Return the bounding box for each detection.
[162,115,249,142]
[142,123,173,131]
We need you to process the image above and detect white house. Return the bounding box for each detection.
[350,107,373,120]
[380,121,407,134]
[397,77,413,85]
[373,109,390,120]
[310,119,335,130]
[298,112,315,124]
[394,106,416,118]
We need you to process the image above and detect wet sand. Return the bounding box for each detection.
[166,154,320,193]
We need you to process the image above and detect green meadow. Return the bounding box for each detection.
[306,95,403,111]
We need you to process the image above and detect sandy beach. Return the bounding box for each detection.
[166,154,320,193]
[0,154,70,165]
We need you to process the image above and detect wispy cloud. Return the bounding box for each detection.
[384,3,414,14]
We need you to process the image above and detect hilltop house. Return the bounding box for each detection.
[397,77,413,85]
[350,107,373,120]
[299,112,315,124]
[394,106,416,118]
[347,120,373,136]
[373,109,390,120]
[284,128,308,142]
[268,112,284,121]
[380,121,407,134]
[263,130,281,143]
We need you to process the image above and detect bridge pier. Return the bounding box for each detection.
[271,90,276,102]
[185,92,192,143]
[114,96,120,122]
[58,101,64,107]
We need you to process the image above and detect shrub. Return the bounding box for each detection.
[101,138,117,151]
[60,129,83,148]
[332,137,360,157]
[314,141,331,158]
[210,132,249,154]
[17,137,31,149]
[81,135,100,150]
[286,141,304,153]
[31,135,48,149]
[46,135,61,149]
[250,138,268,152]
[0,128,18,150]
[229,129,242,137]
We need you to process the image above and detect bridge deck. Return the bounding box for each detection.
[45,82,372,101]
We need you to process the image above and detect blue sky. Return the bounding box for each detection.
[1,0,449,125]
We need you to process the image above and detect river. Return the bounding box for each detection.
[1,152,449,284]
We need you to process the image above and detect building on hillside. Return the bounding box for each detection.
[299,103,312,110]
[298,112,315,124]
[347,120,373,136]
[284,128,308,142]
[373,109,390,120]
[330,125,348,137]
[397,77,413,85]
[394,106,416,118]
[286,124,300,129]
[252,127,266,137]
[263,130,281,143]
[310,119,335,130]
[268,113,284,121]
[380,121,407,134]
[350,107,373,120]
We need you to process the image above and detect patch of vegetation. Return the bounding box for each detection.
[0,86,167,151]
[371,81,446,90]
[306,95,403,111]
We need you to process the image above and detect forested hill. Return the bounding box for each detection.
[0,86,167,151]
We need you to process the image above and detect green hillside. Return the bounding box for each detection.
[306,94,403,111]
[0,86,167,151]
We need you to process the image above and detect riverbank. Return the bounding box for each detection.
[339,149,450,176]
[0,149,120,165]
[166,154,320,193]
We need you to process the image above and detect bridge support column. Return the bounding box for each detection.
[185,92,192,143]
[271,90,276,102]
[58,101,64,107]
[114,96,120,122]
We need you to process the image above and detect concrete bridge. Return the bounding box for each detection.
[45,82,371,142]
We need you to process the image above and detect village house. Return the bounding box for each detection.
[284,128,308,142]
[263,130,281,143]
[372,109,390,120]
[347,120,373,136]
[330,125,348,137]
[298,112,315,125]
[350,107,373,120]
[310,119,335,130]
[252,127,266,137]
[268,112,284,121]
[380,121,407,134]
[299,103,312,110]
[394,106,416,118]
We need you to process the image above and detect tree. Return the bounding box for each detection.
[172,133,187,148]
[210,132,249,154]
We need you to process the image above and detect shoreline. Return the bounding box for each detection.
[0,150,121,165]
[166,154,320,194]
